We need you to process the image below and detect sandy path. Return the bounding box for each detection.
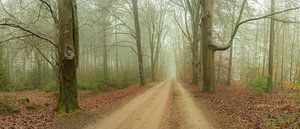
[172,81,214,129]
[84,80,214,129]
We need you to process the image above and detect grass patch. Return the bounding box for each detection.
[43,81,58,92]
[247,75,269,95]
[0,96,20,114]
[265,112,300,129]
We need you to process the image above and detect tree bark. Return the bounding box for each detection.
[190,0,201,85]
[132,0,145,86]
[268,0,275,91]
[227,5,236,86]
[115,25,119,73]
[34,50,42,87]
[56,0,79,113]
[201,0,246,93]
[290,16,297,81]
[201,0,215,93]
[202,45,216,92]
[191,45,199,85]
[102,24,108,85]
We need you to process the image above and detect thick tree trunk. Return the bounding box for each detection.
[201,0,215,93]
[56,0,79,113]
[200,0,246,93]
[203,45,216,92]
[132,0,146,86]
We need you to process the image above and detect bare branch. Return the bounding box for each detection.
[0,34,33,45]
[174,14,192,43]
[38,0,59,28]
[0,23,58,48]
[85,44,138,56]
[214,3,300,51]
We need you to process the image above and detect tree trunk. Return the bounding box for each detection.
[151,61,155,81]
[267,0,275,91]
[201,0,215,93]
[217,53,222,81]
[149,25,155,82]
[35,50,42,87]
[115,25,119,73]
[227,5,235,86]
[191,45,199,85]
[203,45,216,92]
[290,16,297,81]
[102,25,108,85]
[132,0,145,86]
[280,21,285,89]
[227,47,233,85]
[201,0,246,93]
[56,0,79,113]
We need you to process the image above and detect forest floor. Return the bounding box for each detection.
[2,80,298,129]
[84,79,215,129]
[188,82,300,129]
[0,83,148,129]
[1,80,217,129]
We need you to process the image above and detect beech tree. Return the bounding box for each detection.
[144,0,166,82]
[55,0,80,113]
[173,0,202,85]
[201,0,246,93]
[200,0,300,93]
[132,0,146,86]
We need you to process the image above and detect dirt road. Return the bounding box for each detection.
[84,80,214,129]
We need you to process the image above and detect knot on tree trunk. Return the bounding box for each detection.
[64,45,75,60]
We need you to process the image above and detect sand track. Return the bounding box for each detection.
[84,80,213,129]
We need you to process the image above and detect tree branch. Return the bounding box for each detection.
[38,0,59,28]
[214,5,300,51]
[85,44,138,56]
[0,34,33,45]
[0,23,58,48]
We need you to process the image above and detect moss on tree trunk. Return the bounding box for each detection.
[55,0,79,113]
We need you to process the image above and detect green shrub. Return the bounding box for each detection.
[0,50,9,91]
[0,97,20,114]
[0,68,9,91]
[292,82,300,86]
[247,75,269,95]
[78,80,99,91]
[10,81,34,91]
[43,81,58,92]
[265,112,300,129]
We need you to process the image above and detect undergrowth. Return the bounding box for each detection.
[0,96,20,114]
[247,75,269,95]
[265,112,300,129]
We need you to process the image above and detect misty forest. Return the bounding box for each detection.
[0,0,300,129]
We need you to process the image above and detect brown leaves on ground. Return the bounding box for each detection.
[0,86,145,129]
[189,83,300,129]
[0,92,57,129]
[80,86,144,110]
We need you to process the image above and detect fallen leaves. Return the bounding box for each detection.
[0,85,145,129]
[190,83,300,129]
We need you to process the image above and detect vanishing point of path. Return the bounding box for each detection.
[84,80,214,129]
